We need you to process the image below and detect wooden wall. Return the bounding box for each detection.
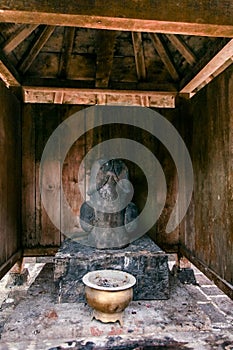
[180,65,233,296]
[22,104,179,253]
[0,81,21,278]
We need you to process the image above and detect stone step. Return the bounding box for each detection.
[54,235,170,302]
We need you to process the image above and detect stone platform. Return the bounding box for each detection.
[54,235,170,302]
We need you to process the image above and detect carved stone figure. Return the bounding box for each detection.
[80,159,138,249]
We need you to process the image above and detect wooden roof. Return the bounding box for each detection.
[0,1,233,108]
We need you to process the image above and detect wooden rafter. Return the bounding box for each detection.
[180,38,229,91]
[0,51,20,87]
[132,32,146,81]
[2,24,38,55]
[23,86,178,108]
[166,34,196,65]
[180,39,233,94]
[95,30,116,88]
[19,25,55,74]
[58,27,75,79]
[150,33,179,81]
[0,0,233,37]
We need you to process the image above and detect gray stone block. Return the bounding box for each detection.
[54,235,170,302]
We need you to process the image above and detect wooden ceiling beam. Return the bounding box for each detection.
[22,77,177,92]
[166,34,196,65]
[19,25,55,74]
[95,30,116,88]
[0,0,233,37]
[180,39,233,94]
[23,86,179,108]
[150,33,179,81]
[0,51,21,87]
[2,24,38,55]
[58,27,75,79]
[132,32,146,81]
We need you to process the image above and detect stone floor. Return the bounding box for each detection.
[0,257,232,349]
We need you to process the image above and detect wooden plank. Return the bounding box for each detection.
[23,85,178,107]
[180,39,233,93]
[0,81,21,276]
[95,30,116,88]
[180,38,229,93]
[23,85,178,97]
[23,247,59,257]
[60,106,86,237]
[96,94,107,105]
[132,32,146,81]
[0,0,233,37]
[22,77,177,91]
[0,250,22,280]
[2,24,38,54]
[58,27,75,79]
[166,34,196,65]
[150,33,179,81]
[0,52,21,87]
[140,95,150,107]
[22,104,37,248]
[179,64,233,299]
[54,91,64,104]
[19,25,55,74]
[34,106,61,247]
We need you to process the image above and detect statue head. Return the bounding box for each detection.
[88,159,131,201]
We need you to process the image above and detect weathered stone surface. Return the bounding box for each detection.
[6,268,29,287]
[54,235,170,302]
[172,266,197,285]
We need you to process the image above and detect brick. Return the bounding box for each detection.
[199,302,226,323]
[201,286,226,296]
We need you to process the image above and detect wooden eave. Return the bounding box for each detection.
[0,0,232,107]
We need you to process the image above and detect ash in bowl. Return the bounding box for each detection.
[82,269,136,291]
[91,275,129,288]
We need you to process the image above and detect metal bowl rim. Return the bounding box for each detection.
[82,269,136,291]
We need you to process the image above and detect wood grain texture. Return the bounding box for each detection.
[166,34,196,66]
[0,81,21,274]
[23,86,177,108]
[19,25,55,74]
[132,32,146,81]
[58,27,75,79]
[180,64,233,287]
[22,104,36,247]
[22,104,61,247]
[150,33,179,82]
[95,30,116,88]
[2,24,38,54]
[22,104,180,251]
[0,0,233,36]
[180,39,233,94]
[0,51,21,87]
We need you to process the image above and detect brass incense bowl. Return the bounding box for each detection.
[82,270,136,326]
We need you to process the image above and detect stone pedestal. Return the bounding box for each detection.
[54,235,170,302]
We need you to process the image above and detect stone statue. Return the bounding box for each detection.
[80,159,138,249]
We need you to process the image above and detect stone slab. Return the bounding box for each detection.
[54,235,170,302]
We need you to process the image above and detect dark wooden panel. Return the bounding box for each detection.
[22,104,62,247]
[22,104,180,252]
[22,104,85,248]
[0,80,21,276]
[180,64,233,290]
[22,104,36,247]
